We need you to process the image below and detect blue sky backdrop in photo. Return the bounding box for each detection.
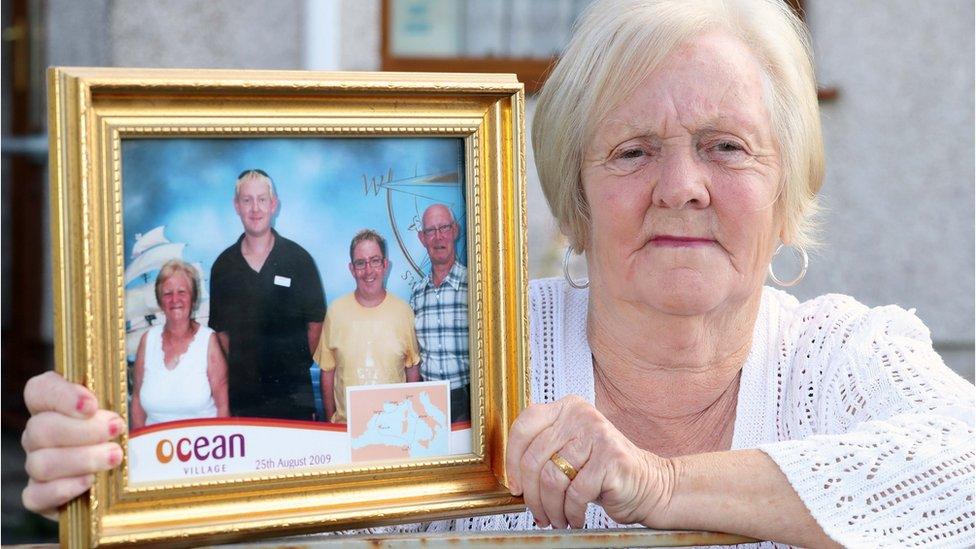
[121,137,466,308]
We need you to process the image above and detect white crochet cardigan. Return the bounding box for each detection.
[425,279,974,548]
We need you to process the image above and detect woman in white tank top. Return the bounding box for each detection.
[130,260,229,428]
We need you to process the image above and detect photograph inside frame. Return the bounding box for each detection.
[120,136,472,486]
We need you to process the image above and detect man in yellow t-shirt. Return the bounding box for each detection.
[313,229,421,423]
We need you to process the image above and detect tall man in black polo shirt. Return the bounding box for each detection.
[209,169,325,420]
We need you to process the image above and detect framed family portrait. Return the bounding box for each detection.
[48,67,529,546]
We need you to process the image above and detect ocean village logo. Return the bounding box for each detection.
[155,433,245,475]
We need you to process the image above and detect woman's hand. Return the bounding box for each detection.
[506,395,675,529]
[21,371,125,519]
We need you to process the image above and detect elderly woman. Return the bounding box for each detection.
[19,0,974,545]
[130,259,229,428]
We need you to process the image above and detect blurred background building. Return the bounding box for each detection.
[2,0,973,543]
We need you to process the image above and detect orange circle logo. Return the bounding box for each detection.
[155,439,174,463]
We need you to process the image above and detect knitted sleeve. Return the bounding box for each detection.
[760,296,975,548]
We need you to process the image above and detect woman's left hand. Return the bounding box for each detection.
[506,395,675,529]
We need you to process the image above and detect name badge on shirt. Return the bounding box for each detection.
[274,275,292,288]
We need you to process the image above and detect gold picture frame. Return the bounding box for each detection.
[48,67,529,547]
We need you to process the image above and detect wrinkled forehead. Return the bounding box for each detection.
[591,31,774,149]
[659,32,766,99]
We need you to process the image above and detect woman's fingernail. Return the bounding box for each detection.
[82,474,95,488]
[76,395,91,413]
[108,447,123,467]
[108,418,125,437]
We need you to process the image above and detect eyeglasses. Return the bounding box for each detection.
[421,223,455,237]
[352,257,385,270]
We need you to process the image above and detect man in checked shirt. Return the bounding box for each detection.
[410,204,470,423]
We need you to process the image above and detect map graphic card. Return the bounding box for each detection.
[347,381,451,462]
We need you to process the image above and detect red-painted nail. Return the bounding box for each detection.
[108,420,120,437]
[108,447,123,467]
[76,396,89,412]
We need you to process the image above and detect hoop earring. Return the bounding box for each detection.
[562,247,589,289]
[768,244,808,287]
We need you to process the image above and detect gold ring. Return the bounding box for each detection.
[550,452,578,481]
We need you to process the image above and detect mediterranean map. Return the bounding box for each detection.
[347,381,450,461]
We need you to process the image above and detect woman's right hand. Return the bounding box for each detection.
[21,371,125,519]
[506,395,674,530]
